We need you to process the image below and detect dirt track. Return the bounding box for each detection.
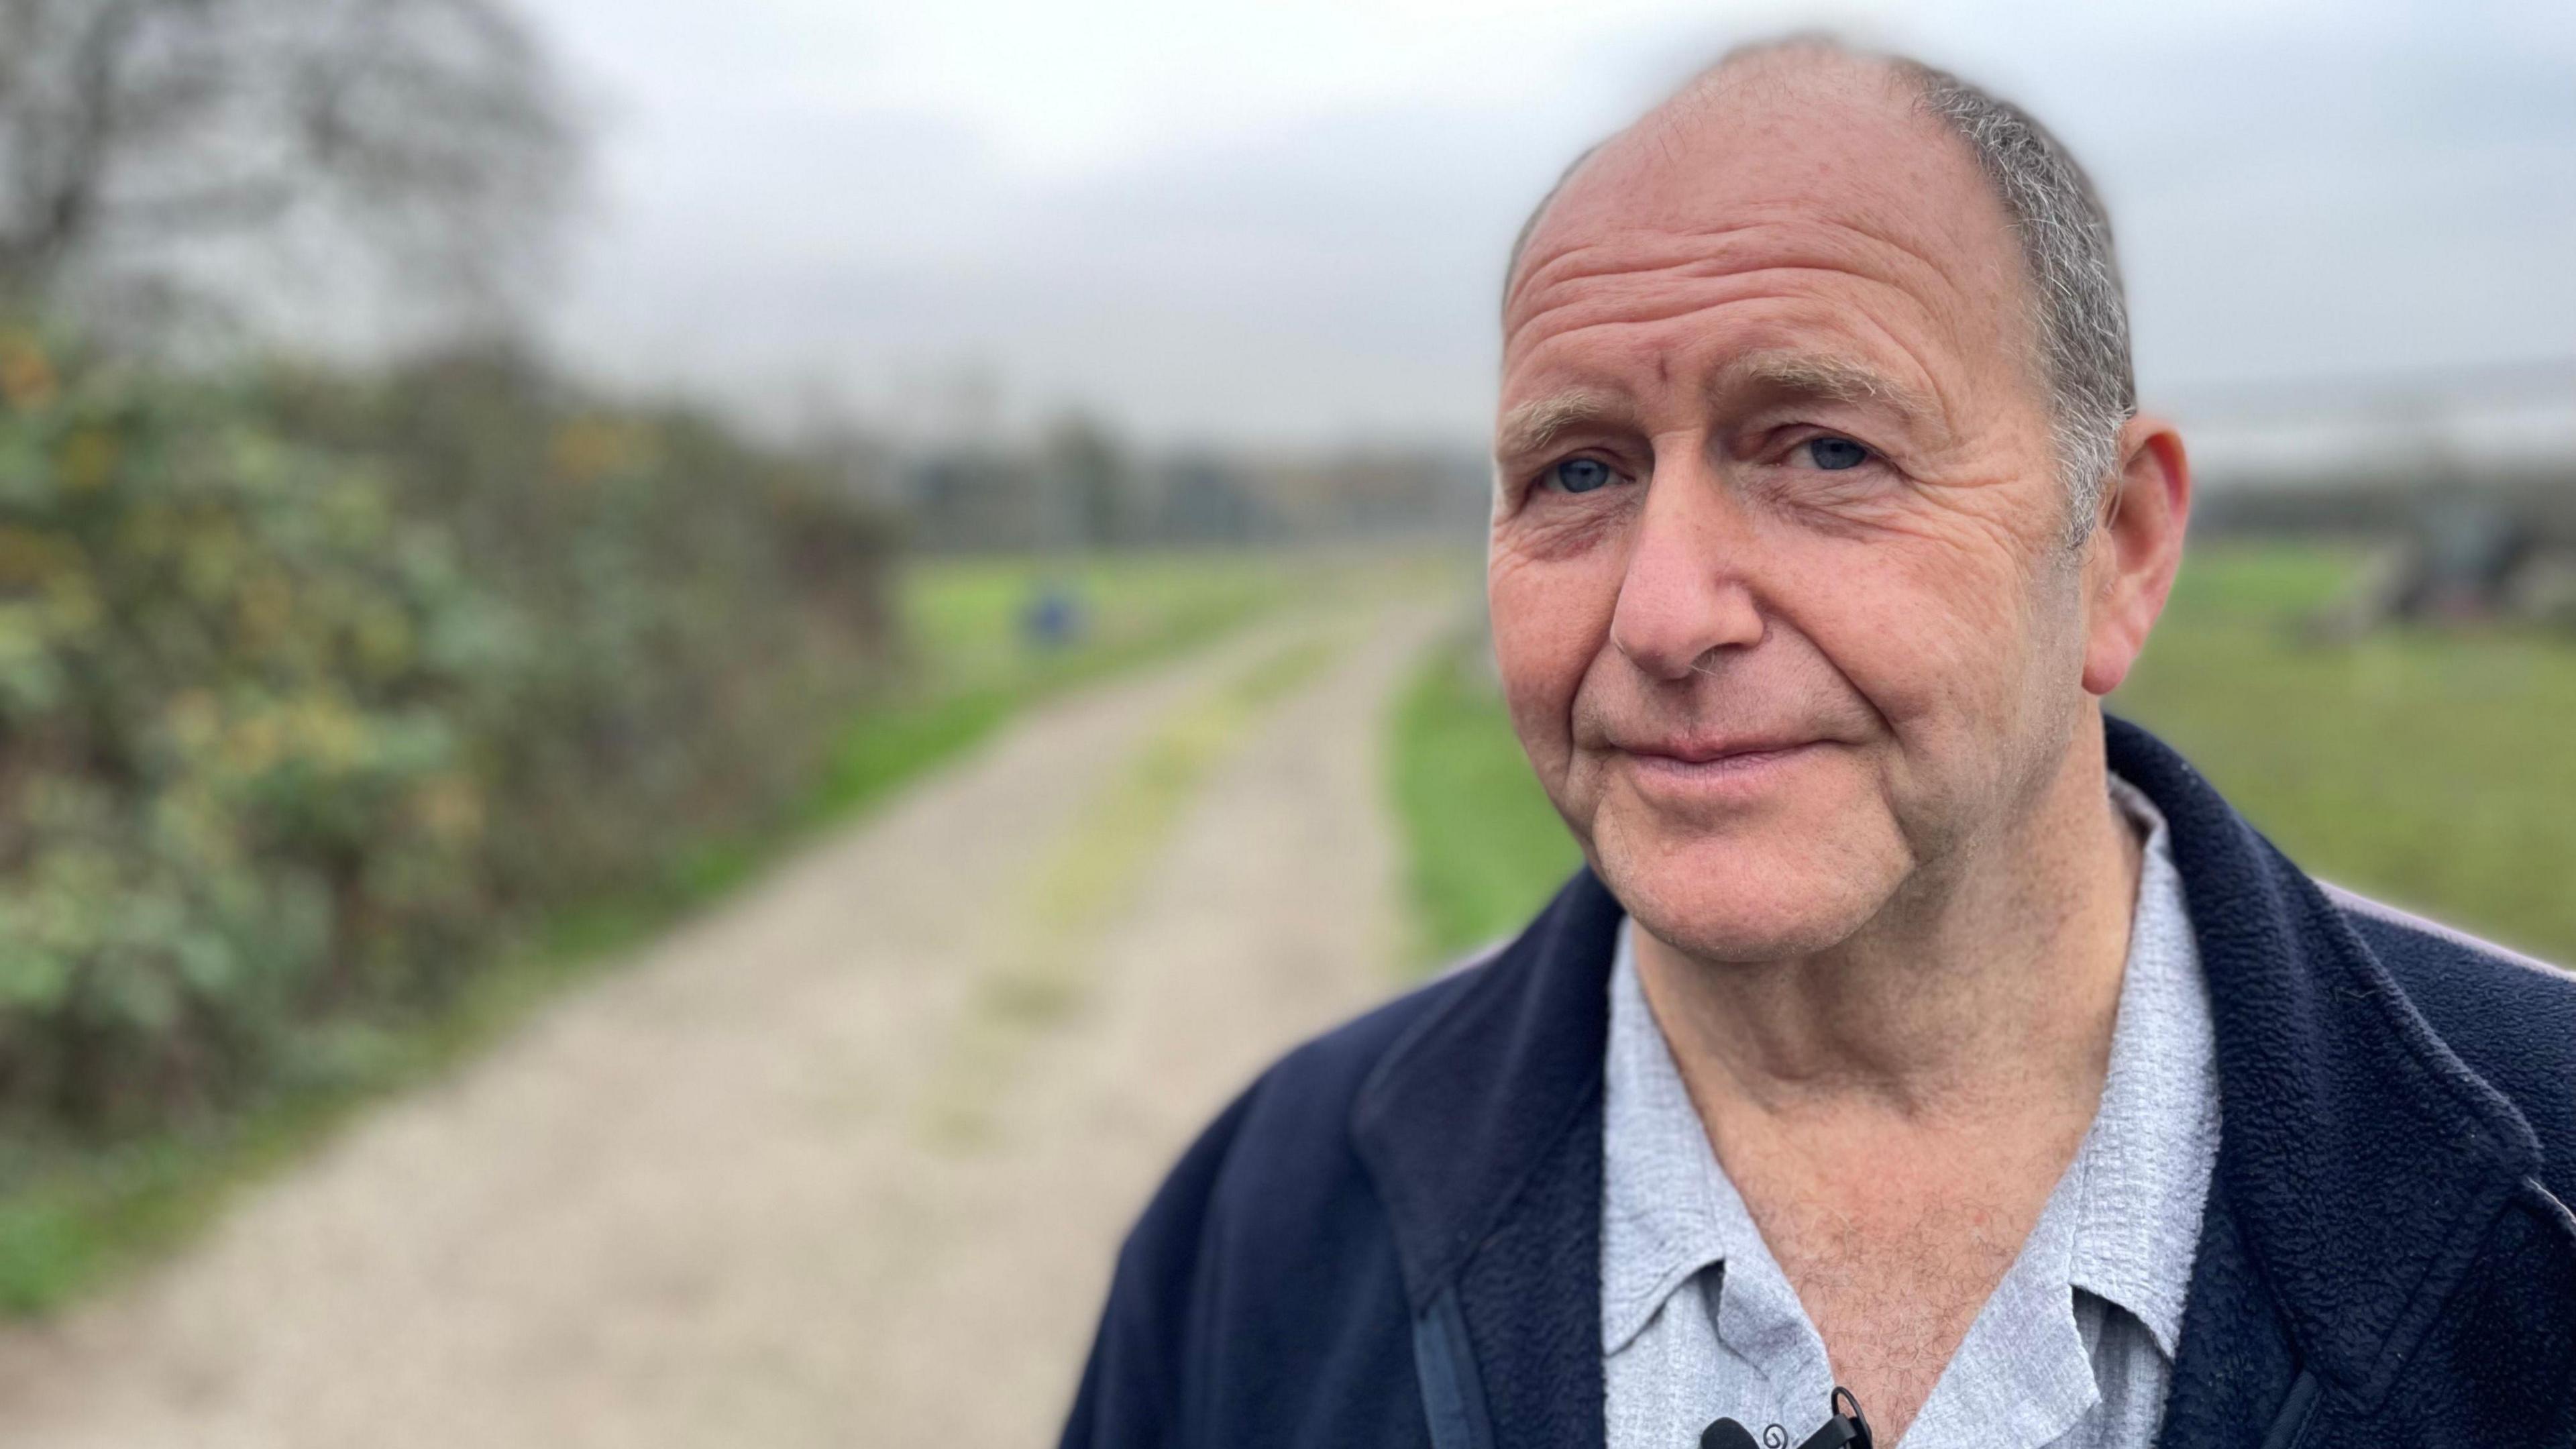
[0,594,1454,1448]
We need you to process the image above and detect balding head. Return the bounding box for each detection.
[1506,38,2134,531]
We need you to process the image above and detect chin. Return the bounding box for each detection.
[1584,801,1908,963]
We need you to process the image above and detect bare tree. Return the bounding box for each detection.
[0,0,580,342]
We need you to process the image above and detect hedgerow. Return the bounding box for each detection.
[0,331,894,1132]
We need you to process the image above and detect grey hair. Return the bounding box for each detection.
[1896,58,2136,541]
[1505,40,2138,543]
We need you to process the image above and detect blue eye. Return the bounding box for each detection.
[1549,458,1617,493]
[1805,436,1870,471]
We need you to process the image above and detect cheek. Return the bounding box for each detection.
[1788,517,2051,739]
[1487,535,1621,771]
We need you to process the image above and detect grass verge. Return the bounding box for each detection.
[1385,623,1582,969]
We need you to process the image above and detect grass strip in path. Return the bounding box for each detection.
[921,627,1348,1146]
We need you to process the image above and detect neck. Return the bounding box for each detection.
[1632,716,2143,1126]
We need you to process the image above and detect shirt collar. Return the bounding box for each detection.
[2068,771,2221,1358]
[1599,918,1740,1354]
[1598,771,2220,1364]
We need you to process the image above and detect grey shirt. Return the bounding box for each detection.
[1602,774,2220,1449]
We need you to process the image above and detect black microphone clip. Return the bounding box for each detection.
[1699,1385,1874,1449]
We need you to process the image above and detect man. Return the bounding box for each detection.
[1059,38,2576,1449]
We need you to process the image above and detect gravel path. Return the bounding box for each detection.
[0,594,1454,1448]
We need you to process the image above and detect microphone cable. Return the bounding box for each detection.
[1699,1384,1873,1449]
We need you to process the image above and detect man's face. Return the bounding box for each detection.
[1489,60,2100,961]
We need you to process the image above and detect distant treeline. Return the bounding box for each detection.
[0,329,895,1133]
[881,417,1492,553]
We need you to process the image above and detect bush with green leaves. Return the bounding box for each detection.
[0,330,893,1132]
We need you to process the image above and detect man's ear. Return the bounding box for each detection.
[2080,415,2191,698]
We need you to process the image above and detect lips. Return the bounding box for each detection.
[1604,734,1834,801]
[1613,734,1819,765]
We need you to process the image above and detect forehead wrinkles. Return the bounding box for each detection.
[1500,214,1994,402]
[1506,262,1954,379]
[1500,80,2034,385]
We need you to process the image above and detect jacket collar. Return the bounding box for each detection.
[1351,864,1622,1314]
[1352,864,1619,1449]
[2102,716,2541,1405]
[1350,716,2543,1430]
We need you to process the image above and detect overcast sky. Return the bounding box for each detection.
[515,0,2576,449]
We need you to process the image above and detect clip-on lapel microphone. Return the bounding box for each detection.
[1699,1385,1874,1449]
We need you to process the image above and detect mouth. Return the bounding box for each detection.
[1612,737,1830,795]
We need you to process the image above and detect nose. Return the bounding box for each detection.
[1608,451,1764,680]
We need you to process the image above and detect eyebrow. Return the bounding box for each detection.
[1493,388,1635,461]
[1721,351,1941,429]
[1494,354,1944,464]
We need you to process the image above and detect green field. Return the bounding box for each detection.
[1387,544,2576,969]
[2116,545,2576,965]
[0,550,1289,1316]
